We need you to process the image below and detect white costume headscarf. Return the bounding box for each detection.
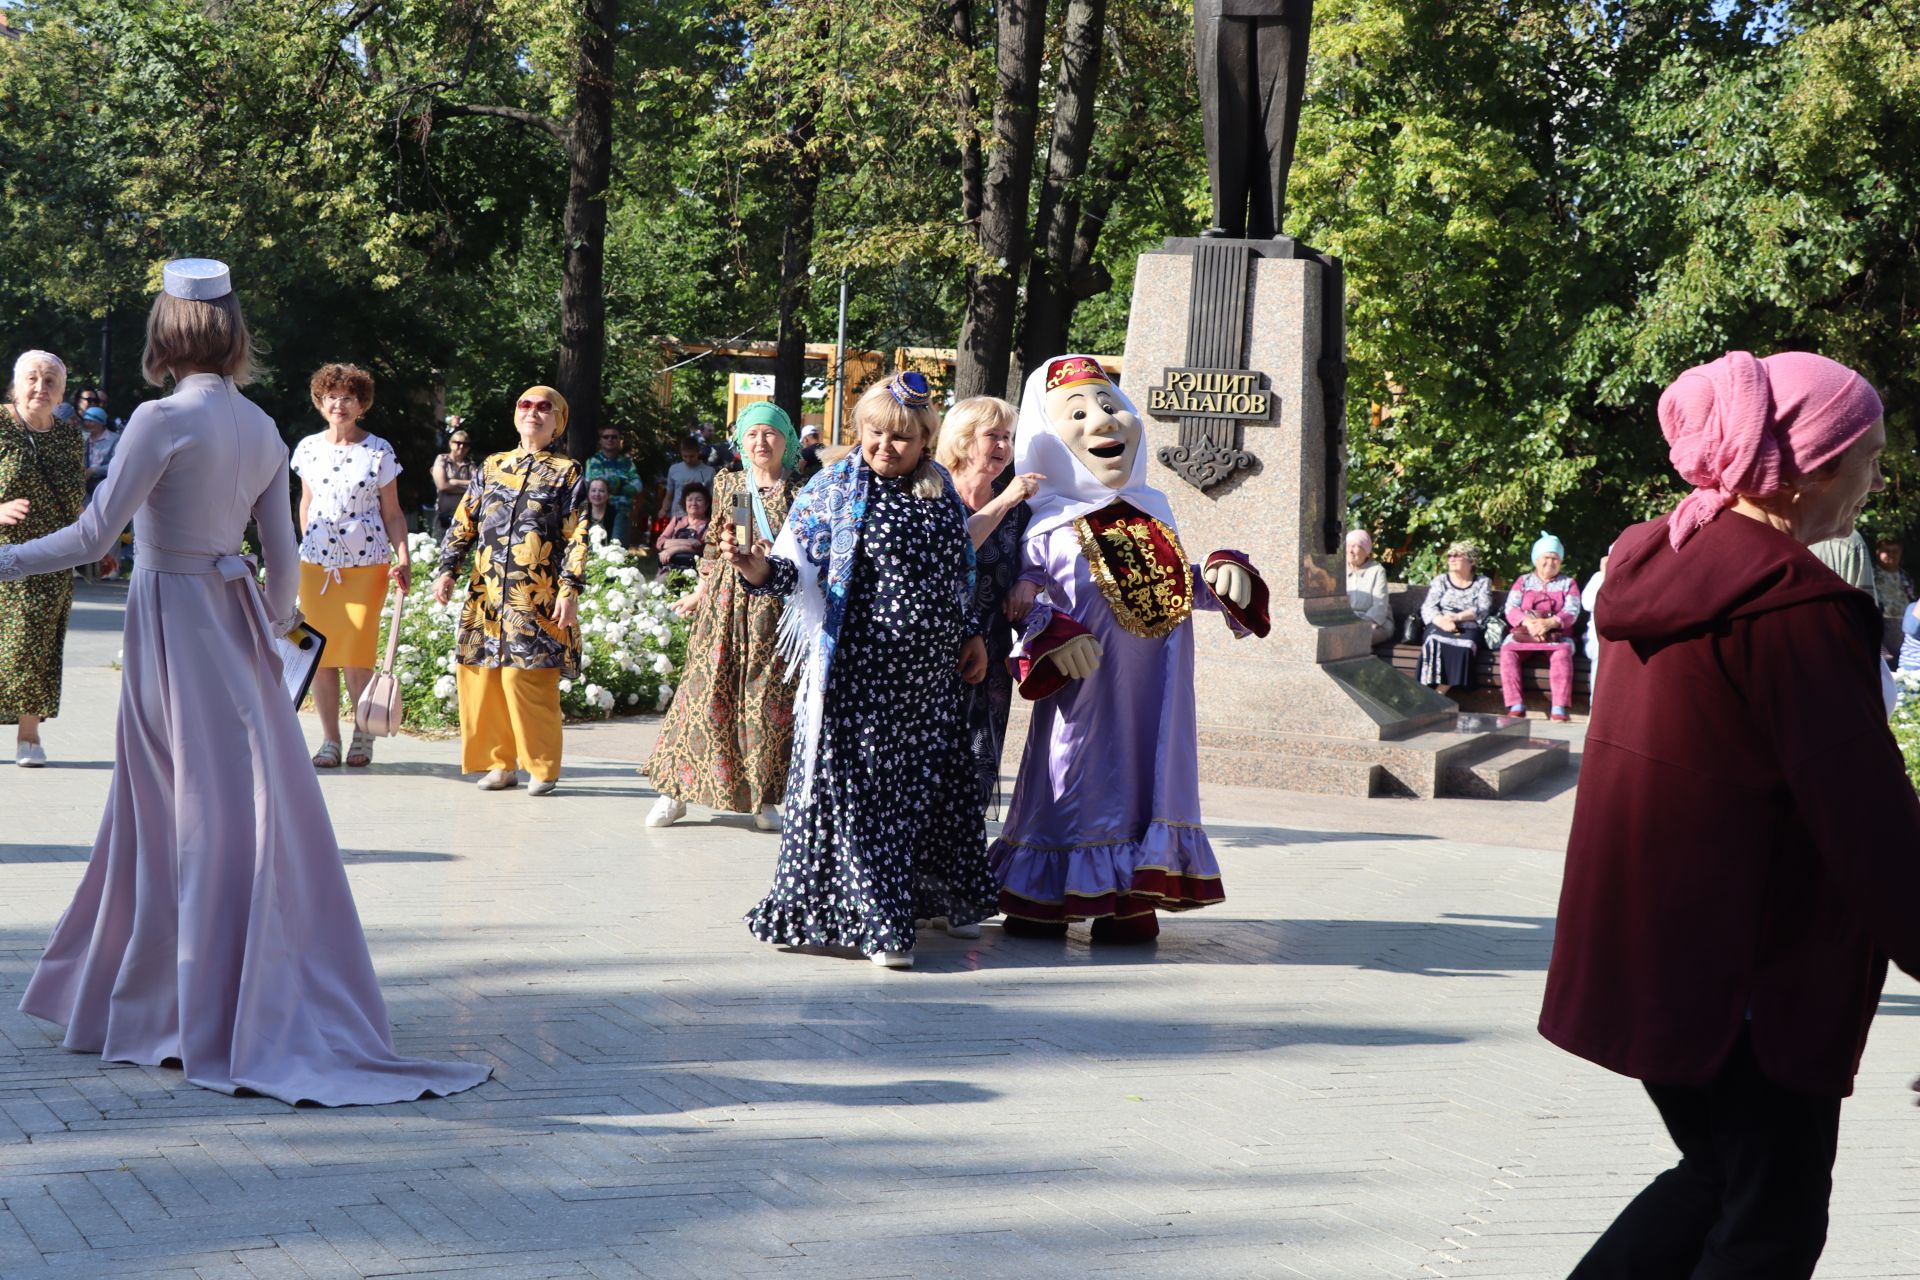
[1015,355,1179,541]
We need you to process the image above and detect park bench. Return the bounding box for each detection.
[1378,583,1592,718]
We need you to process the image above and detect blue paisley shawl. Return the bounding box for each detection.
[770,449,977,805]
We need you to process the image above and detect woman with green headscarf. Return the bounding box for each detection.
[644,402,803,830]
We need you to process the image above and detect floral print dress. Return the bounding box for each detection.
[644,468,799,812]
[436,447,590,676]
[745,472,998,955]
[0,406,84,723]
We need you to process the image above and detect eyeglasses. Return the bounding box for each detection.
[517,398,553,413]
[599,432,620,440]
[78,395,98,404]
[449,436,469,445]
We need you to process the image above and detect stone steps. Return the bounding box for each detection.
[1442,736,1571,799]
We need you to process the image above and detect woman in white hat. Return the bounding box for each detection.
[0,259,488,1106]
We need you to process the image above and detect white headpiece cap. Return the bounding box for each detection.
[161,258,232,301]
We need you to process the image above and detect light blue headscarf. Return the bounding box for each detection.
[1530,532,1565,562]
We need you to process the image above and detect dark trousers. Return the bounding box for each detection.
[1571,1029,1840,1280]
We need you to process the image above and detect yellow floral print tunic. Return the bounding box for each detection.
[437,447,590,676]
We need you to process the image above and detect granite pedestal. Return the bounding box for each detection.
[1119,241,1566,797]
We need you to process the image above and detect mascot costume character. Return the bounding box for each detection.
[989,355,1271,943]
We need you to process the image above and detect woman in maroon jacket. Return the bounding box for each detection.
[1541,350,1911,1278]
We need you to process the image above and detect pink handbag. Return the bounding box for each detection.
[354,587,407,736]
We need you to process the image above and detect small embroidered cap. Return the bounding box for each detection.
[1044,356,1110,393]
[888,371,933,409]
[161,258,232,301]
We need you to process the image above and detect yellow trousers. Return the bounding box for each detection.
[457,664,563,782]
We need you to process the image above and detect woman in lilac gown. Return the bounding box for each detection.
[989,356,1268,943]
[0,260,488,1106]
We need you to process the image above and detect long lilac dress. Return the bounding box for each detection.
[0,373,489,1106]
[987,517,1230,923]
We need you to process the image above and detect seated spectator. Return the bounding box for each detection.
[1345,529,1392,645]
[80,406,118,498]
[583,477,619,543]
[586,426,645,546]
[1874,537,1911,657]
[656,482,710,575]
[659,433,716,521]
[1809,528,1877,599]
[1417,541,1492,692]
[1499,532,1582,721]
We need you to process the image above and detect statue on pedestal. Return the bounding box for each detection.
[1195,0,1314,240]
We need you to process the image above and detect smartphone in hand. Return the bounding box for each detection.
[732,493,754,548]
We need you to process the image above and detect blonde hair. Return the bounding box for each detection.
[142,290,256,386]
[854,375,944,498]
[936,395,1016,470]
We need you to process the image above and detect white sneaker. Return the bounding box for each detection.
[942,919,982,940]
[528,778,557,797]
[869,950,914,969]
[753,804,782,831]
[475,768,519,791]
[645,795,687,827]
[15,741,46,768]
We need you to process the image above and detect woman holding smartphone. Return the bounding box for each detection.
[643,402,802,831]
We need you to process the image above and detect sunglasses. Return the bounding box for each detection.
[517,398,554,413]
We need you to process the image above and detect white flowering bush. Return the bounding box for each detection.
[380,527,694,731]
[1893,668,1920,789]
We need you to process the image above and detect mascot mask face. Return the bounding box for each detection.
[1042,357,1142,490]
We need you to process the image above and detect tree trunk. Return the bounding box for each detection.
[945,0,983,227]
[1014,0,1105,379]
[555,0,617,461]
[952,0,1047,401]
[773,108,821,432]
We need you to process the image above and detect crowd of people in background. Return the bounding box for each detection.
[7,257,1920,1279]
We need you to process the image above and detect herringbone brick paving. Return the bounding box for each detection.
[2,583,1917,1278]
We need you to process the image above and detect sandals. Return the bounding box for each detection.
[312,739,342,769]
[345,729,374,768]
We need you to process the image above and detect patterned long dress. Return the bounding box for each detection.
[961,497,1029,809]
[746,472,998,954]
[645,468,799,812]
[0,406,85,724]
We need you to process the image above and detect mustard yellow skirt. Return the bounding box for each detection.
[299,562,391,670]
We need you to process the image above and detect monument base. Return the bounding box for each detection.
[1119,239,1568,798]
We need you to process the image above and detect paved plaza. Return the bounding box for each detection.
[2,582,1918,1279]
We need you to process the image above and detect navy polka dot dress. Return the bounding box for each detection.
[746,473,997,955]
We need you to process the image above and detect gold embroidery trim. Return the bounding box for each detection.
[1074,512,1194,639]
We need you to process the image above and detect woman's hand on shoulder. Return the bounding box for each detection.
[1003,472,1045,506]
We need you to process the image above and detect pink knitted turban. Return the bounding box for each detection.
[1657,351,1884,551]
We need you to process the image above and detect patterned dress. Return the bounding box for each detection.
[746,471,998,954]
[962,498,1029,809]
[645,468,799,812]
[437,447,590,676]
[0,406,85,724]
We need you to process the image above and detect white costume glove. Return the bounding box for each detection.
[1204,560,1254,609]
[1045,633,1104,681]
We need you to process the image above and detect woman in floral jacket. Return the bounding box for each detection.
[433,385,589,796]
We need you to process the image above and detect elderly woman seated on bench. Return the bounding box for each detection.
[1418,540,1492,692]
[1499,533,1582,722]
[1346,529,1393,645]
